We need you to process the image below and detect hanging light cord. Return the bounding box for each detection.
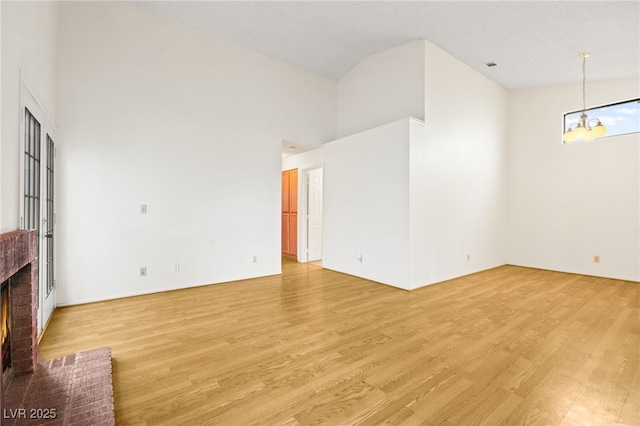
[563,52,607,142]
[582,54,587,112]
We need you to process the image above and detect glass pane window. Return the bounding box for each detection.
[563,98,640,143]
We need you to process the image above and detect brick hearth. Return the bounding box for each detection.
[1,230,115,425]
[0,230,39,415]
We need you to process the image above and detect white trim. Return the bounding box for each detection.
[42,113,57,320]
[301,164,324,263]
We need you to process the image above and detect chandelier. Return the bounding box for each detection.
[562,53,606,143]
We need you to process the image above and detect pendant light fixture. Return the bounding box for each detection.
[563,53,606,143]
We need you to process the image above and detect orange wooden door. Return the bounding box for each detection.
[289,169,298,213]
[288,169,298,257]
[282,171,290,212]
[281,213,289,254]
[289,213,297,256]
[282,169,298,257]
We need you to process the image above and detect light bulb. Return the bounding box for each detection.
[563,130,575,143]
[573,126,586,140]
[584,129,596,141]
[593,122,607,138]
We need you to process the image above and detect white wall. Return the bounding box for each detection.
[282,147,324,262]
[1,1,58,233]
[409,41,509,289]
[327,40,508,290]
[1,2,3,229]
[282,147,324,172]
[337,40,425,139]
[55,2,336,305]
[5,1,634,311]
[323,119,411,289]
[508,78,640,281]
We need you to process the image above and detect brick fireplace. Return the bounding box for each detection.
[0,230,116,425]
[0,230,38,414]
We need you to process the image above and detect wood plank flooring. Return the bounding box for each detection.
[37,260,639,425]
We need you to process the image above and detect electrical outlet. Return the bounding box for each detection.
[173,263,180,272]
[357,254,363,263]
[140,204,148,214]
[253,256,258,263]
[593,255,600,263]
[467,254,471,261]
[140,266,147,276]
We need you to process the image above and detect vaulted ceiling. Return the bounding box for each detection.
[129,1,639,90]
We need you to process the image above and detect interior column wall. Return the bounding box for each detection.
[323,119,411,289]
[409,41,508,289]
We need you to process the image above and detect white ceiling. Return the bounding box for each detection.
[129,1,639,90]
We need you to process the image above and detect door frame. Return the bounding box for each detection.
[19,75,57,335]
[303,166,324,262]
[300,165,324,263]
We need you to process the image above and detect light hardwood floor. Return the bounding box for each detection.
[38,260,639,425]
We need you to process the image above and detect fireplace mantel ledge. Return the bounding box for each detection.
[0,230,37,283]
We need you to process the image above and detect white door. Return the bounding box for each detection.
[20,79,56,334]
[41,121,56,329]
[306,168,323,261]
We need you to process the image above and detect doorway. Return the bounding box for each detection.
[19,78,56,334]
